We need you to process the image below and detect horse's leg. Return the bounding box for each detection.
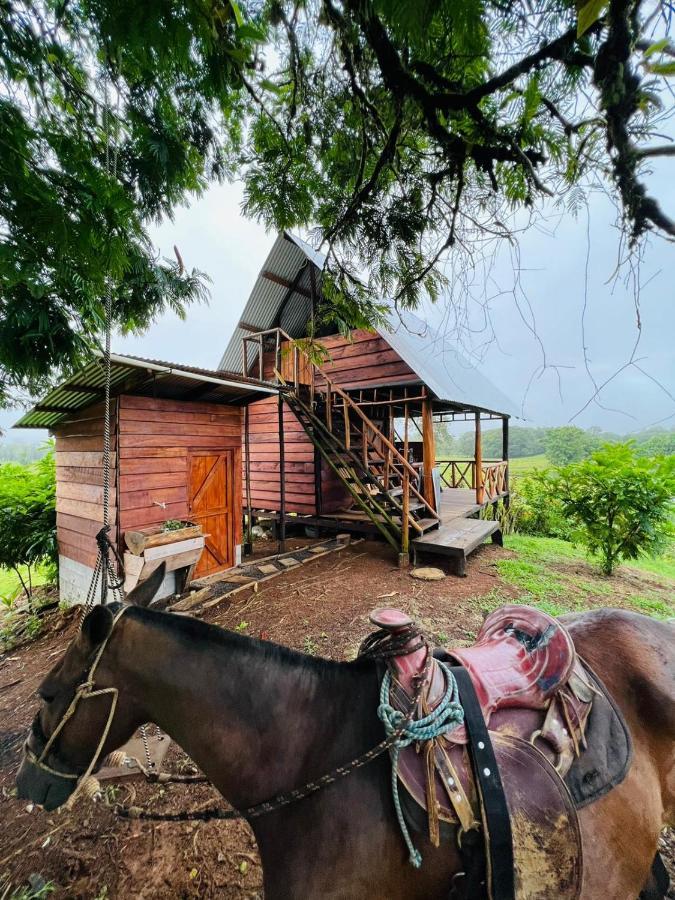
[564,611,675,900]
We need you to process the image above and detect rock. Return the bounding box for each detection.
[410,567,445,581]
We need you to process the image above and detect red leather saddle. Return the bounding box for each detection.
[371,606,595,899]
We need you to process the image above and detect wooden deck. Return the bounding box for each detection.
[410,487,504,575]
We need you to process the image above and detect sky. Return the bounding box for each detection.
[2,164,674,443]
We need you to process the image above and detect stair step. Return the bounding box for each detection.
[415,517,441,532]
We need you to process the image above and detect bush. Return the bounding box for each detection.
[558,443,674,575]
[512,470,573,540]
[0,449,57,606]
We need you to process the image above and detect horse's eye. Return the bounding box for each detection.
[38,686,55,703]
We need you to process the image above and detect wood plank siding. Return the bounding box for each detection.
[117,396,242,558]
[244,329,420,514]
[55,394,243,576]
[55,400,117,569]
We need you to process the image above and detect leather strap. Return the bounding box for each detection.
[451,666,515,900]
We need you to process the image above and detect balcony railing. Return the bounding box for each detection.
[437,459,508,504]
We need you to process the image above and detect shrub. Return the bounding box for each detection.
[0,449,57,606]
[513,470,572,540]
[558,443,674,575]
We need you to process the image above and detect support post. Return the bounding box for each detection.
[244,404,253,556]
[502,415,510,502]
[399,470,410,568]
[422,394,436,510]
[475,411,484,505]
[278,393,286,552]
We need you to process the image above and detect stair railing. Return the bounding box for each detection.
[242,327,440,540]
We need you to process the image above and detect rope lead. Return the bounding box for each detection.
[377,661,464,868]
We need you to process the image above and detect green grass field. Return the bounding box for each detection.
[508,454,550,475]
[492,534,675,619]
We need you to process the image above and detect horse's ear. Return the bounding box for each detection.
[80,605,114,651]
[125,562,167,608]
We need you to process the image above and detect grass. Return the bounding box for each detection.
[508,454,550,476]
[493,534,674,620]
[0,564,50,603]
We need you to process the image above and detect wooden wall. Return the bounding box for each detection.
[55,400,118,570]
[55,394,244,573]
[317,329,417,390]
[243,396,317,515]
[117,395,242,550]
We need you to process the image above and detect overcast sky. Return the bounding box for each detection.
[3,163,673,443]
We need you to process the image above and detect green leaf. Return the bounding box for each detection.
[643,38,669,58]
[228,0,244,28]
[646,61,675,76]
[236,23,267,43]
[576,0,608,37]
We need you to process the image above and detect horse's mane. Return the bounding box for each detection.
[119,603,374,678]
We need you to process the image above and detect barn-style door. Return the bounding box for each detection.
[188,451,234,578]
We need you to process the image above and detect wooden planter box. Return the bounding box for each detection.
[123,522,204,595]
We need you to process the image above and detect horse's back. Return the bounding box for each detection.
[561,608,675,737]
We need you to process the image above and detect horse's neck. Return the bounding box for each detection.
[112,611,379,812]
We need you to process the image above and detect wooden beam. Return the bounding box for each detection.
[475,412,484,505]
[422,396,436,510]
[262,270,311,299]
[502,415,509,500]
[239,321,263,333]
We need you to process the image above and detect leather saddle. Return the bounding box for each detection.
[371,606,599,899]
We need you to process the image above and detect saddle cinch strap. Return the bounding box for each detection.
[382,606,595,900]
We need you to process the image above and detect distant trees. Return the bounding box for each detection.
[544,427,600,465]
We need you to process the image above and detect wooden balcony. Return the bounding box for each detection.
[437,459,509,504]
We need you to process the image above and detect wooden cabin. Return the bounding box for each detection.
[15,357,273,602]
[16,232,517,601]
[221,233,517,574]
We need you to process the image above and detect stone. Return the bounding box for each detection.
[410,567,446,581]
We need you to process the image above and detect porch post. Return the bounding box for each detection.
[422,394,436,509]
[278,392,286,552]
[475,411,484,504]
[244,404,253,556]
[502,414,510,506]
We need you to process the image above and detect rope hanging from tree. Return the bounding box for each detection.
[81,76,124,616]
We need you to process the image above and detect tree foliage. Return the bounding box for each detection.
[558,443,674,574]
[1,0,674,399]
[0,449,56,603]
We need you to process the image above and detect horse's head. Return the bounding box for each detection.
[15,564,166,810]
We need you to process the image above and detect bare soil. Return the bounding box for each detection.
[0,539,671,898]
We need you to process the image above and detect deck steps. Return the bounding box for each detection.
[412,517,502,576]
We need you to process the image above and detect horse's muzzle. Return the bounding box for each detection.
[15,748,77,811]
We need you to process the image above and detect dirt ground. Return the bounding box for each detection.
[0,538,672,898]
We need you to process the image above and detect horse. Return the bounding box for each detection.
[15,594,674,899]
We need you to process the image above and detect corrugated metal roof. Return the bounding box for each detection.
[14,354,277,430]
[218,232,324,373]
[219,231,516,416]
[375,310,518,417]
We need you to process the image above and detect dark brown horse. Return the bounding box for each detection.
[16,602,674,899]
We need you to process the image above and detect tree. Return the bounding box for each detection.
[1,0,674,399]
[0,450,56,605]
[0,0,256,405]
[544,426,600,464]
[558,443,674,574]
[244,0,675,326]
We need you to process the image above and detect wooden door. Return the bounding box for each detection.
[188,451,234,579]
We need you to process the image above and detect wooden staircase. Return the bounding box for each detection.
[284,386,440,553]
[241,327,440,557]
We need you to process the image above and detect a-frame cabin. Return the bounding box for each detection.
[221,233,517,574]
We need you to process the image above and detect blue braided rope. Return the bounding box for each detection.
[377,660,464,868]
